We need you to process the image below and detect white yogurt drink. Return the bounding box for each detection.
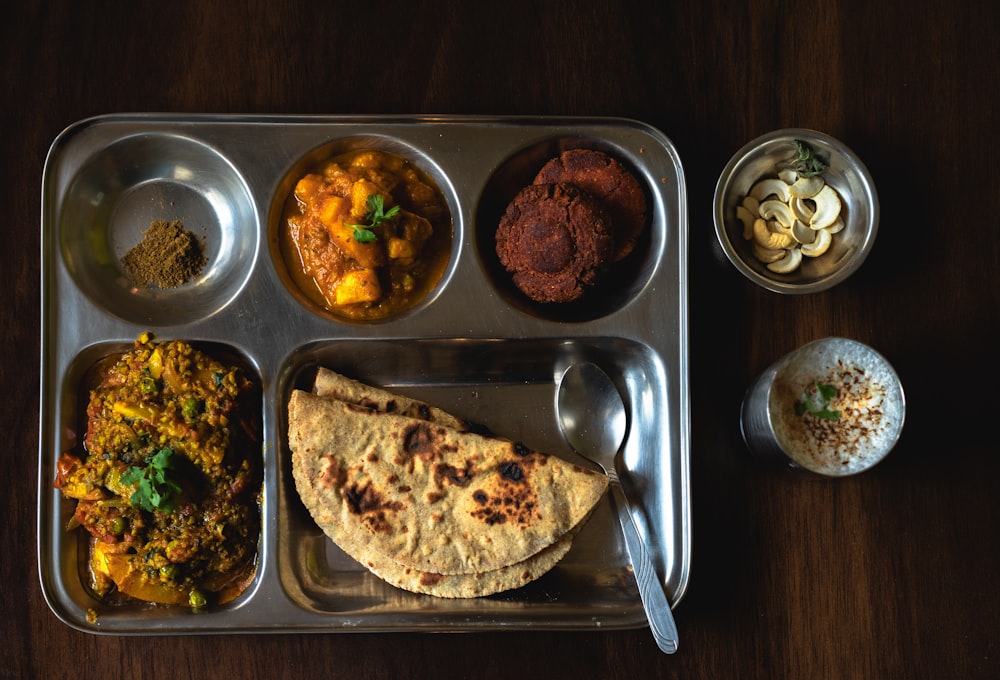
[741,338,905,476]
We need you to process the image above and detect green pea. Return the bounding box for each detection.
[189,589,207,609]
[182,398,203,420]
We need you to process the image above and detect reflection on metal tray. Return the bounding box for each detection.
[38,114,690,634]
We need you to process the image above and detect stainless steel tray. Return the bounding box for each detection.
[38,114,690,634]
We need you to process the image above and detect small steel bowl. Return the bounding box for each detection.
[59,133,259,326]
[713,128,878,294]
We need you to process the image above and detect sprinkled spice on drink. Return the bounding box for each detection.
[121,219,207,289]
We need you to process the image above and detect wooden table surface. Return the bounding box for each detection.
[4,1,998,678]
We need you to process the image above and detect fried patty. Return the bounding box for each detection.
[533,149,647,261]
[495,183,614,303]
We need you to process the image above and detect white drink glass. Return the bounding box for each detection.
[741,337,906,477]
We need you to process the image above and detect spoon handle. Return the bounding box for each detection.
[607,471,679,654]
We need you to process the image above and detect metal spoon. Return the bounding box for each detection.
[556,362,679,654]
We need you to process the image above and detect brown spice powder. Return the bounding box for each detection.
[122,219,207,289]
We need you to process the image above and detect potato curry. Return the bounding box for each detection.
[55,333,261,609]
[280,149,452,320]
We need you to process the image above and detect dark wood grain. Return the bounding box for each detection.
[4,1,998,678]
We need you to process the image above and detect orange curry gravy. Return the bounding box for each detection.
[280,149,452,321]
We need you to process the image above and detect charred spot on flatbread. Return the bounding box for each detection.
[400,421,457,463]
[469,490,539,527]
[462,421,494,436]
[419,572,445,587]
[469,457,544,527]
[343,482,404,534]
[317,454,345,491]
[433,461,476,487]
[499,460,525,482]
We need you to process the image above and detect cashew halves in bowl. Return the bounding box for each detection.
[735,159,844,274]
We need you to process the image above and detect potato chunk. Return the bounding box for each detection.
[350,180,384,220]
[387,237,417,259]
[327,221,385,269]
[334,269,382,305]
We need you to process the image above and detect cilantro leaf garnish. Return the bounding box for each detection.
[120,447,183,512]
[346,194,400,243]
[781,140,830,178]
[795,381,841,420]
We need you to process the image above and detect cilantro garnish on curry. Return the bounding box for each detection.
[346,194,402,243]
[119,447,182,513]
[54,332,261,609]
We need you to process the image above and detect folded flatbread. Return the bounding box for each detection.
[289,385,608,580]
[348,521,581,598]
[293,370,606,596]
[313,367,468,431]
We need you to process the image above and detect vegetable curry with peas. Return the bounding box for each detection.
[55,333,261,609]
[280,149,452,320]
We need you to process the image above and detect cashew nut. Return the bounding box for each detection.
[753,218,793,250]
[749,178,791,203]
[759,200,795,228]
[800,227,833,257]
[752,242,788,263]
[791,220,817,245]
[790,196,816,223]
[789,175,825,199]
[737,205,756,240]
[809,184,842,230]
[766,247,803,273]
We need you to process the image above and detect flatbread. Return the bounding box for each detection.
[288,389,608,575]
[313,367,468,431]
[352,524,579,598]
[297,369,605,597]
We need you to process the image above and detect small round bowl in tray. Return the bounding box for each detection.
[59,133,258,326]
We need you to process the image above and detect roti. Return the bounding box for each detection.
[351,524,580,598]
[288,389,608,576]
[313,367,468,431]
[294,369,607,597]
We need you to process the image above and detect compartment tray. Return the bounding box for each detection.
[38,114,689,634]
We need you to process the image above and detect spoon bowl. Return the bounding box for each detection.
[556,362,679,654]
[557,361,628,462]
